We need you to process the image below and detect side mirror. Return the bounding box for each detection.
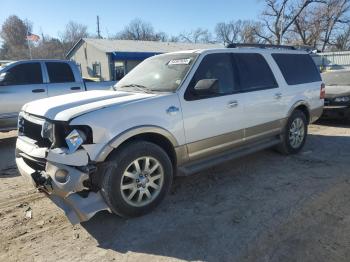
[193,79,219,94]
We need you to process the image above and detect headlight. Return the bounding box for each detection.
[334,96,350,103]
[65,129,86,153]
[41,121,54,142]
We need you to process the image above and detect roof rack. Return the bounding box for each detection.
[227,43,296,50]
[226,43,319,53]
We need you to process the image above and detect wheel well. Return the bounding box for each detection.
[294,105,310,123]
[110,133,177,168]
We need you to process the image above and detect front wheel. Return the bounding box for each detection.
[101,141,173,217]
[276,110,308,155]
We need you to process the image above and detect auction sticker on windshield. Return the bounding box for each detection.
[168,58,192,65]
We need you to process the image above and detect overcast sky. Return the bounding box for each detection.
[0,0,264,38]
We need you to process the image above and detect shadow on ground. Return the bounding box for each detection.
[0,136,17,176]
[316,117,350,128]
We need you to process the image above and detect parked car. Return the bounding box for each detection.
[0,60,116,131]
[321,70,350,119]
[15,45,324,224]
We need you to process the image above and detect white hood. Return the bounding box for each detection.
[22,90,157,121]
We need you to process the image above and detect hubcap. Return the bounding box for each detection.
[120,156,164,207]
[289,118,305,149]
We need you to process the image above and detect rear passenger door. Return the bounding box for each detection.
[233,53,286,140]
[45,62,84,97]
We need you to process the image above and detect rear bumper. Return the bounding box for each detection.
[15,137,110,224]
[322,105,350,119]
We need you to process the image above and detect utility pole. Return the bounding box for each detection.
[97,16,101,39]
[26,23,32,59]
[279,5,284,45]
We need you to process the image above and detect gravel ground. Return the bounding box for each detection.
[1,121,350,262]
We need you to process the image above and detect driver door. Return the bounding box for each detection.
[179,53,246,161]
[0,62,47,130]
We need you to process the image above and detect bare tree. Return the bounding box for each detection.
[215,20,266,45]
[0,15,31,59]
[32,36,66,59]
[320,0,350,51]
[116,19,168,41]
[260,0,326,44]
[60,21,89,54]
[292,7,324,47]
[334,24,350,50]
[292,0,349,50]
[178,28,214,43]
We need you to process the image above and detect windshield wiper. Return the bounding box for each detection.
[118,84,155,93]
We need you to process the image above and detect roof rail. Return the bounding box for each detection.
[227,43,296,50]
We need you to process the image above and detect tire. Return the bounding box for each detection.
[276,110,308,155]
[100,140,173,218]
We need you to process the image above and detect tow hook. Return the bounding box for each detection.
[31,171,53,192]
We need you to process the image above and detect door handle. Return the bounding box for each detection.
[227,100,238,108]
[70,86,81,90]
[32,89,45,93]
[274,92,282,99]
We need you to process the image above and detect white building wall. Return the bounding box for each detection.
[69,42,111,81]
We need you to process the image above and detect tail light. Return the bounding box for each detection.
[320,83,325,99]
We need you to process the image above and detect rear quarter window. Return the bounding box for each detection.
[272,54,321,85]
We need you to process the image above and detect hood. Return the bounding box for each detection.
[22,90,157,121]
[325,85,350,99]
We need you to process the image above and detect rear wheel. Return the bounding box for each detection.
[101,141,173,217]
[276,110,308,155]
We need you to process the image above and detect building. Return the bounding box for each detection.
[66,38,222,81]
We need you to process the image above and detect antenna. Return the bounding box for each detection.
[97,16,101,38]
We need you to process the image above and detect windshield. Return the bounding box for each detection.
[322,71,350,86]
[115,53,198,92]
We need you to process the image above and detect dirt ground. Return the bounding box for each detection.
[1,120,350,262]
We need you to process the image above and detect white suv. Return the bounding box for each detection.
[15,45,324,224]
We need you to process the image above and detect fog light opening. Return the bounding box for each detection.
[55,169,69,183]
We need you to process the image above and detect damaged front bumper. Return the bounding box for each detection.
[15,136,110,224]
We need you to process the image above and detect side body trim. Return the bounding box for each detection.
[186,119,283,161]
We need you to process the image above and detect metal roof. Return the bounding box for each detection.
[67,38,222,58]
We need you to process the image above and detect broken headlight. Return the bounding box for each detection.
[41,121,54,142]
[65,129,87,153]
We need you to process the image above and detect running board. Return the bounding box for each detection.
[177,137,281,176]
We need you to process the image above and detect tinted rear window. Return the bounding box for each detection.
[234,53,277,92]
[272,54,321,85]
[46,62,75,83]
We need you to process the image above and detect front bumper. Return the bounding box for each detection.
[15,136,110,224]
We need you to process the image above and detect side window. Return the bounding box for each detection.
[1,63,43,86]
[234,53,277,92]
[272,54,321,85]
[46,62,75,83]
[185,53,236,100]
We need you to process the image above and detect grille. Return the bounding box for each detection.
[19,117,51,147]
